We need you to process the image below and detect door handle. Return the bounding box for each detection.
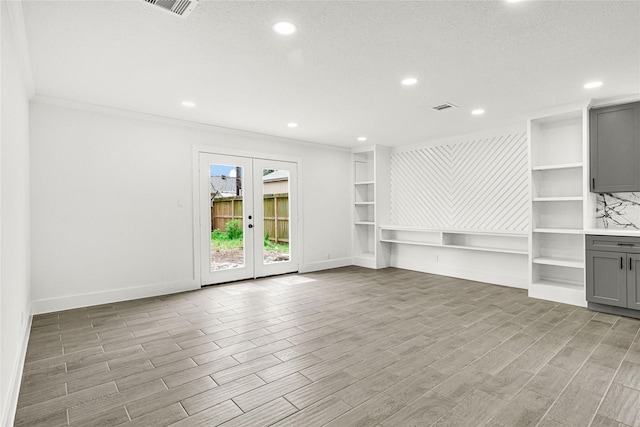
[617,243,634,247]
[631,258,633,271]
[621,256,624,269]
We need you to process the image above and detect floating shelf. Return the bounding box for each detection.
[533,257,584,269]
[355,221,375,226]
[532,163,583,171]
[533,228,583,235]
[444,245,528,255]
[379,226,528,255]
[533,196,583,202]
[532,279,584,290]
[354,181,374,186]
[354,202,375,206]
[379,239,440,247]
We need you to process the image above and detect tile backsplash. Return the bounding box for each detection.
[596,192,640,230]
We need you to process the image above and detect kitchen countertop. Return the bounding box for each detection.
[585,228,640,237]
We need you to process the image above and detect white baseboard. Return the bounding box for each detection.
[32,280,200,314]
[3,309,32,427]
[299,257,352,273]
[391,259,529,290]
[529,285,587,307]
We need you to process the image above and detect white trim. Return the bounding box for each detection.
[529,283,587,307]
[527,100,592,121]
[32,95,349,153]
[591,93,640,109]
[2,309,32,427]
[31,280,198,315]
[390,259,529,290]
[192,146,304,286]
[299,257,353,273]
[6,0,35,97]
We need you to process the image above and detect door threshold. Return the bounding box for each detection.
[201,271,300,288]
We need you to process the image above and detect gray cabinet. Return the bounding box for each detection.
[590,101,640,193]
[586,235,640,311]
[586,250,627,307]
[629,255,640,310]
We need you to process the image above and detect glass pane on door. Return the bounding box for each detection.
[209,163,245,271]
[262,169,290,265]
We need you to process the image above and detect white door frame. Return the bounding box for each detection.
[192,145,303,286]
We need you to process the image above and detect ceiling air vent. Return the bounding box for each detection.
[432,103,459,111]
[143,0,199,18]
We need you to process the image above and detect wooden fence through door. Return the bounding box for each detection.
[211,193,289,244]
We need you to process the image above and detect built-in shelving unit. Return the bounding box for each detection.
[529,105,592,306]
[352,145,390,269]
[380,226,528,255]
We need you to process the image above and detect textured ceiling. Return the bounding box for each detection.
[21,0,640,148]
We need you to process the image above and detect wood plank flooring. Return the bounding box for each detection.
[14,267,640,426]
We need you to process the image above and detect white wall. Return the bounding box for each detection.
[30,100,352,313]
[388,126,529,289]
[1,1,32,425]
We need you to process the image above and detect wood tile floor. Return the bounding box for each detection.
[14,266,640,426]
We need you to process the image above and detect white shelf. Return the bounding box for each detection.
[533,228,583,235]
[532,163,583,171]
[444,245,528,255]
[532,279,584,290]
[379,226,528,255]
[533,197,583,202]
[533,257,584,269]
[379,239,440,247]
[353,145,390,270]
[529,106,588,308]
[379,226,526,237]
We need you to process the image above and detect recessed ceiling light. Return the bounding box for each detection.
[401,77,418,86]
[357,136,367,142]
[273,21,297,35]
[584,81,603,89]
[181,101,195,108]
[471,109,485,115]
[287,122,298,128]
[506,0,522,3]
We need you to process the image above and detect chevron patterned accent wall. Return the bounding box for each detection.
[391,131,529,231]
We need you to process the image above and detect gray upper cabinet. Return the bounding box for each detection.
[590,101,640,193]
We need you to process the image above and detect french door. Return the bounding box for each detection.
[199,153,298,285]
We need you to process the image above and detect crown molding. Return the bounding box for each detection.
[31,94,349,152]
[6,0,35,98]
